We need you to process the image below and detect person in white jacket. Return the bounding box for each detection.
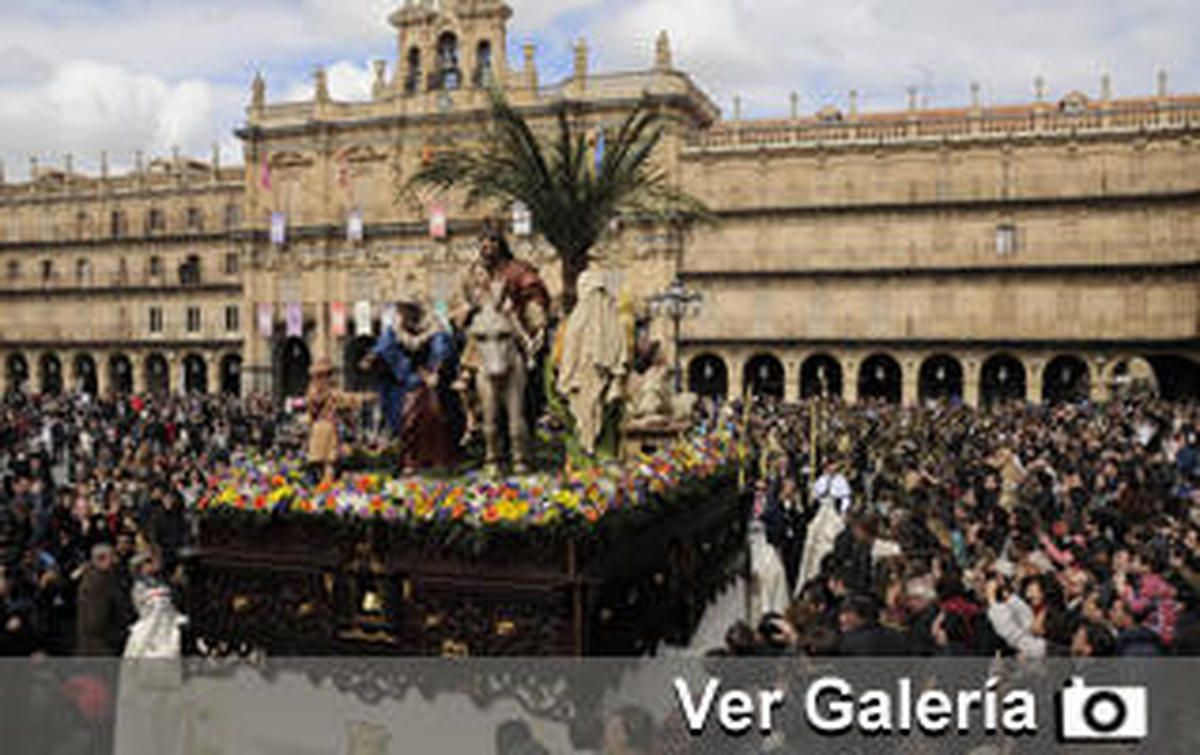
[984,578,1046,658]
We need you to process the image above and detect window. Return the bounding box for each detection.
[473,40,493,87]
[225,305,240,332]
[404,46,421,95]
[995,224,1018,256]
[75,211,90,240]
[147,208,165,234]
[41,259,53,282]
[224,251,240,275]
[6,259,19,281]
[75,258,91,284]
[224,203,241,230]
[148,256,163,278]
[436,32,460,91]
[111,210,126,239]
[179,254,202,286]
[186,207,204,232]
[117,257,128,283]
[149,306,163,333]
[187,306,202,333]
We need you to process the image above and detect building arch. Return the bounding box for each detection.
[145,352,170,396]
[344,335,377,392]
[183,353,208,394]
[73,353,98,395]
[800,353,843,399]
[220,354,243,397]
[1145,355,1199,400]
[5,353,29,393]
[473,39,493,86]
[436,31,461,90]
[980,354,1026,405]
[918,353,964,403]
[858,353,902,404]
[404,46,422,94]
[686,353,729,399]
[1042,354,1090,404]
[40,353,63,395]
[743,353,784,400]
[109,353,133,394]
[276,336,312,399]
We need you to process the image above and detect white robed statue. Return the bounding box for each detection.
[795,496,845,595]
[556,270,628,456]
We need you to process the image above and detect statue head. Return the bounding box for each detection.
[479,217,513,268]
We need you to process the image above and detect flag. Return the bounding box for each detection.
[512,201,531,237]
[354,301,372,336]
[286,302,302,337]
[347,209,363,243]
[382,303,397,332]
[270,212,286,245]
[260,152,272,191]
[595,128,605,171]
[330,302,346,337]
[257,302,273,338]
[429,203,446,239]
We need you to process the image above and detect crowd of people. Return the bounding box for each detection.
[728,393,1200,658]
[0,390,288,656]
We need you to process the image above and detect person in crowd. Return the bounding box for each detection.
[75,543,132,656]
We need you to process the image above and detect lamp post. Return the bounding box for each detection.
[648,277,702,392]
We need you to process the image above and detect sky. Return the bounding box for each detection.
[0,0,1196,180]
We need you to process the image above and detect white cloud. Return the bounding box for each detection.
[1,0,1197,180]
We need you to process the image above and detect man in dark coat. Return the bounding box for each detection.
[837,593,911,656]
[75,543,131,656]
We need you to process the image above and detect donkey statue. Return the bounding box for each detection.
[467,298,531,476]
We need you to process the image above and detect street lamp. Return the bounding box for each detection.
[648,277,702,392]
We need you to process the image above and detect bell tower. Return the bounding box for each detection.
[388,0,512,95]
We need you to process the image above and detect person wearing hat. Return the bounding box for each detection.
[304,356,374,485]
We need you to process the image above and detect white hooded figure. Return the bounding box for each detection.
[795,497,845,595]
[556,270,627,455]
[748,520,790,625]
[115,569,189,755]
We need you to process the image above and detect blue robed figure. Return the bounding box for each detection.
[362,297,460,469]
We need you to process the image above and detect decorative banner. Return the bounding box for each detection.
[347,209,363,244]
[270,211,286,245]
[259,152,272,191]
[330,302,347,337]
[512,201,531,237]
[354,301,372,336]
[595,128,606,171]
[381,303,397,332]
[257,302,273,338]
[285,302,303,337]
[429,203,446,239]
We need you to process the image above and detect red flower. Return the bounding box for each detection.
[253,495,267,511]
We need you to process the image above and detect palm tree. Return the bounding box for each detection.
[405,90,711,313]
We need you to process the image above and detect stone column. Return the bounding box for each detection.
[64,355,80,394]
[0,352,7,396]
[963,356,981,408]
[206,354,220,395]
[901,356,920,407]
[95,353,109,397]
[1027,357,1044,404]
[130,353,146,395]
[783,357,801,404]
[32,354,45,395]
[844,356,860,404]
[168,352,184,394]
[728,352,745,399]
[1089,357,1107,403]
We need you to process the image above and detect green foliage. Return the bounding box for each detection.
[404,88,712,309]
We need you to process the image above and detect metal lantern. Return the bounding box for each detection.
[648,277,702,392]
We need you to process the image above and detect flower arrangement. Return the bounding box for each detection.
[191,430,735,536]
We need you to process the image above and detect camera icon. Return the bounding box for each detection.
[1057,677,1148,742]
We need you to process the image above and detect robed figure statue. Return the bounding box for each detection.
[361,288,458,472]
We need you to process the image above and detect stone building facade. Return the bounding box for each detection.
[1,0,1197,404]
